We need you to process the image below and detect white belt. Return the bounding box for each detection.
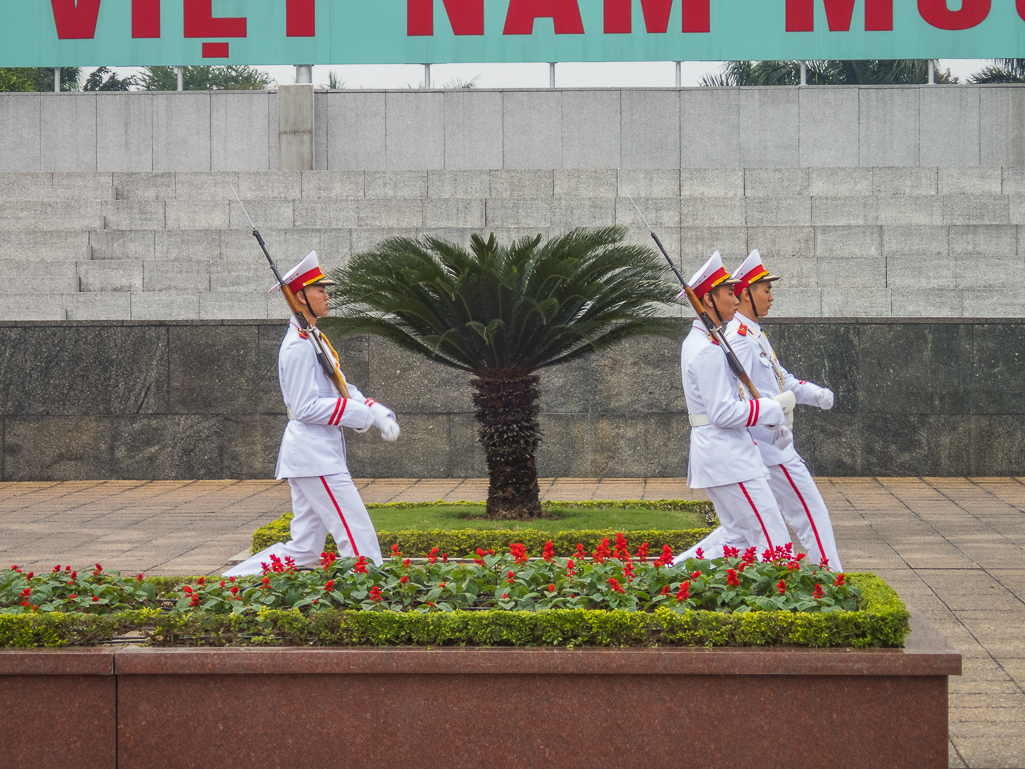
[688,414,709,427]
[286,407,296,420]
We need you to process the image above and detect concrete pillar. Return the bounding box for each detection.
[800,61,807,86]
[278,84,315,171]
[295,65,313,84]
[675,62,682,88]
[176,66,184,91]
[54,68,60,92]
[425,63,431,89]
[928,60,935,84]
[549,63,556,88]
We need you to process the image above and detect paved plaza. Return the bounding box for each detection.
[1,476,1024,769]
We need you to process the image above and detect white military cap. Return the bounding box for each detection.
[731,249,781,296]
[683,250,740,300]
[270,251,336,294]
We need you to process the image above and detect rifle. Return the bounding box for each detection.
[229,184,350,399]
[627,195,761,399]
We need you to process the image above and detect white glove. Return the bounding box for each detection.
[367,401,394,429]
[814,387,834,411]
[379,417,400,442]
[772,424,793,450]
[771,390,796,429]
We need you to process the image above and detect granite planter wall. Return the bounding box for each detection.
[0,318,1022,480]
[0,614,960,769]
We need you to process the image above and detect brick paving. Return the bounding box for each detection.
[2,476,1025,768]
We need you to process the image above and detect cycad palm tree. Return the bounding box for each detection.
[970,59,1025,83]
[324,227,679,520]
[700,59,955,86]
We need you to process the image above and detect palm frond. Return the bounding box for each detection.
[326,227,679,376]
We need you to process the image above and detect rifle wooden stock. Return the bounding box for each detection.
[680,282,761,400]
[279,284,350,399]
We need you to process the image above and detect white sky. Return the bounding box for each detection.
[103,59,991,89]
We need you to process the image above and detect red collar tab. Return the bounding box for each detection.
[737,324,749,336]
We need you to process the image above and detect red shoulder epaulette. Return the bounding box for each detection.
[705,333,719,346]
[297,329,308,340]
[738,324,748,336]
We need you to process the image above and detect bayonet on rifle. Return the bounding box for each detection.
[230,184,350,399]
[628,195,761,399]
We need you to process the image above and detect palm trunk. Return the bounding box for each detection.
[471,370,543,520]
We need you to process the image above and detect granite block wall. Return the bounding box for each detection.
[0,319,1021,481]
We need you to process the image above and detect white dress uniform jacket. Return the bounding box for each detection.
[724,313,829,468]
[275,319,394,479]
[682,319,785,488]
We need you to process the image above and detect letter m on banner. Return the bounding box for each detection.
[408,0,485,35]
[786,0,893,31]
[604,0,710,33]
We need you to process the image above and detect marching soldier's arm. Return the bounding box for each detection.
[694,346,785,430]
[342,382,399,441]
[282,344,373,430]
[779,364,834,410]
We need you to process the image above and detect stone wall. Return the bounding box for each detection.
[3,165,1025,321]
[1,319,1021,481]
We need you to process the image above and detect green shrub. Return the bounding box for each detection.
[251,499,716,557]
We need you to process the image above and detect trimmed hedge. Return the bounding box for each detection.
[0,574,909,649]
[250,499,717,557]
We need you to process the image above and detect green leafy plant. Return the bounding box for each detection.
[324,228,680,520]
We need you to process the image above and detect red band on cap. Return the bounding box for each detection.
[287,267,326,293]
[734,266,769,296]
[692,267,730,299]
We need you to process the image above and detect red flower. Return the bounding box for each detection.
[92,596,99,602]
[324,580,335,591]
[691,571,702,579]
[69,571,77,580]
[593,538,612,564]
[137,573,144,581]
[566,558,577,576]
[26,572,34,579]
[660,585,671,595]
[695,548,704,559]
[542,541,555,562]
[510,543,528,564]
[183,585,193,594]
[353,556,369,574]
[501,592,508,599]
[613,532,630,560]
[53,564,61,572]
[777,580,787,595]
[442,553,449,562]
[548,583,556,592]
[834,573,845,587]
[370,586,382,603]
[94,563,103,573]
[608,578,626,594]
[726,569,740,587]
[427,601,435,607]
[402,558,411,569]
[229,576,235,582]
[428,547,440,564]
[399,575,408,584]
[636,542,650,563]
[230,586,239,595]
[506,570,516,584]
[312,599,318,605]
[820,556,830,569]
[69,594,77,600]
[723,546,739,558]
[813,584,825,599]
[391,544,402,559]
[439,581,446,588]
[676,581,690,602]
[261,577,271,588]
[575,543,587,560]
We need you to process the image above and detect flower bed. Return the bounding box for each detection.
[0,539,911,648]
[250,499,716,557]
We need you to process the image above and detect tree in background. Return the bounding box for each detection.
[700,59,957,86]
[82,67,135,91]
[323,228,680,520]
[138,65,272,91]
[0,67,81,92]
[970,59,1025,83]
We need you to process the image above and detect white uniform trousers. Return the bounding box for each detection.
[673,478,792,565]
[767,457,843,571]
[223,472,383,577]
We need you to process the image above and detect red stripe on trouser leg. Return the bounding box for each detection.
[320,476,359,556]
[781,464,826,561]
[738,481,772,550]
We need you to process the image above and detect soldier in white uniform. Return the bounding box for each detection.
[725,250,843,570]
[224,252,399,577]
[672,252,796,566]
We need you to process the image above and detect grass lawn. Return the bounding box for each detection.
[368,504,709,532]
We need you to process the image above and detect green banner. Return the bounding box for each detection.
[2,0,1024,67]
